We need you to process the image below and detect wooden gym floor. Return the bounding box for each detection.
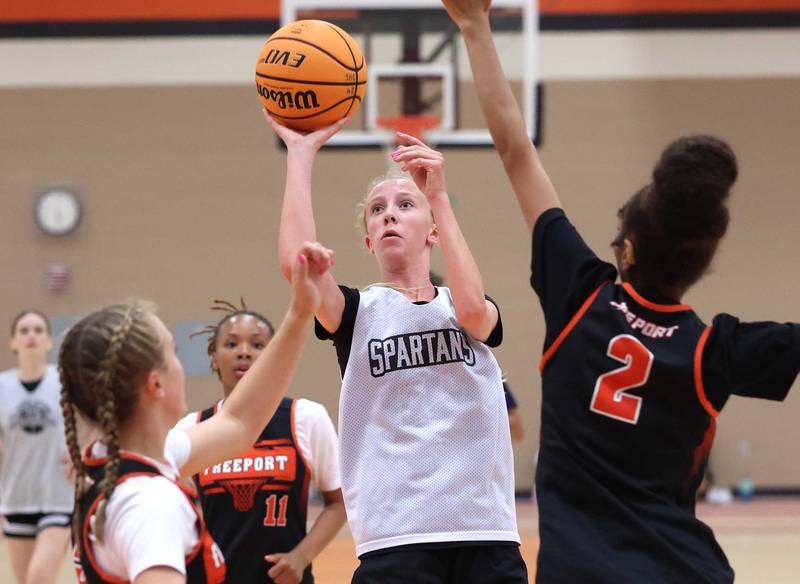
[3,497,799,583]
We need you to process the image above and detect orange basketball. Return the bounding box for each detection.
[255,20,367,131]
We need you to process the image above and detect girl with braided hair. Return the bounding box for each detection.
[442,0,800,581]
[0,310,72,584]
[174,300,345,584]
[59,248,333,584]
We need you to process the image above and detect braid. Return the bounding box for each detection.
[58,300,166,549]
[93,400,120,543]
[59,368,86,552]
[91,305,136,543]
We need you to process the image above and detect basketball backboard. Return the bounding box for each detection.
[281,0,539,147]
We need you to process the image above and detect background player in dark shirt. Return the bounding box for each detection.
[443,0,800,582]
[503,382,524,444]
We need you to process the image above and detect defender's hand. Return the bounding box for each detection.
[441,0,491,28]
[290,241,335,317]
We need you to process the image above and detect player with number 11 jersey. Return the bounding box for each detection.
[177,305,343,584]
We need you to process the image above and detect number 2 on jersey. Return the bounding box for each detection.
[590,334,654,424]
[264,494,289,527]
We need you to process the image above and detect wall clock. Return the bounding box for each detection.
[34,187,82,236]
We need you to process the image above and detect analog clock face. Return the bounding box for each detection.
[34,188,82,236]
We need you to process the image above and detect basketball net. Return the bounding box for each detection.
[377,115,441,172]
[222,479,267,512]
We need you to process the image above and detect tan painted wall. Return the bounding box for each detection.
[0,78,797,488]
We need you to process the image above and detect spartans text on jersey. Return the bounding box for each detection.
[369,328,475,377]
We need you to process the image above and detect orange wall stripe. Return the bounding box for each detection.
[1,1,281,23]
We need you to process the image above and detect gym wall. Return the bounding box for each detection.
[1,7,798,489]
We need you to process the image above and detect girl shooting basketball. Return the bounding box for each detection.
[176,301,345,584]
[59,248,332,584]
[1,311,72,584]
[267,113,526,583]
[442,0,800,581]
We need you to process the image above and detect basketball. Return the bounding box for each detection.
[255,20,367,131]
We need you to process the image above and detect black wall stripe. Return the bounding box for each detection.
[1,11,799,39]
[0,19,282,38]
[541,11,800,31]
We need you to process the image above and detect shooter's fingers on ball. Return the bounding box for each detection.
[264,109,303,143]
[309,117,350,144]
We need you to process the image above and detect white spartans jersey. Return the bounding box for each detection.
[0,365,73,514]
[339,286,519,556]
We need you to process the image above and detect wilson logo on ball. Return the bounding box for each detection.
[256,85,320,110]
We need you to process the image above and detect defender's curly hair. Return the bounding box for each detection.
[617,135,738,295]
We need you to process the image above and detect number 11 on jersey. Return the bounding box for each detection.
[590,335,654,425]
[264,494,289,527]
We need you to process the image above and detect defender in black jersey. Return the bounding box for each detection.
[531,208,798,582]
[193,398,312,584]
[444,1,800,581]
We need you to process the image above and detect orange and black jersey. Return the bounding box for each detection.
[75,452,225,584]
[195,397,312,584]
[531,208,800,584]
